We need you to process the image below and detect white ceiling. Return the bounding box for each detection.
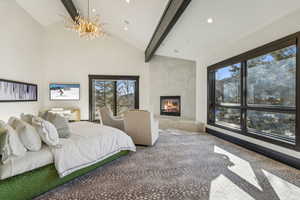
[16,0,67,26]
[156,0,300,61]
[16,0,169,50]
[16,0,300,61]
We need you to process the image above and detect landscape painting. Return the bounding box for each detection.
[0,79,38,102]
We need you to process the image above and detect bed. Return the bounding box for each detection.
[0,121,135,200]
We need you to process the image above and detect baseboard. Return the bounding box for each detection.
[206,128,300,170]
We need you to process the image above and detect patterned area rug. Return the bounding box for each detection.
[36,131,300,200]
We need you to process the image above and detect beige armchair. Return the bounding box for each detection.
[99,107,125,131]
[124,110,159,146]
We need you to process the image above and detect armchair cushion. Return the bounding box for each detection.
[124,110,159,146]
[99,107,125,131]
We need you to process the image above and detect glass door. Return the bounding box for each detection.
[89,76,139,121]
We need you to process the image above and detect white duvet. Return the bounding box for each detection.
[51,122,136,177]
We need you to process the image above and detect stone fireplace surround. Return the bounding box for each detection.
[149,55,204,132]
[149,55,196,120]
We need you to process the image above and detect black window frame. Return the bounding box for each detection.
[89,75,140,121]
[207,32,300,151]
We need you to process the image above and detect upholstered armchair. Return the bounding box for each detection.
[99,107,125,131]
[124,110,159,146]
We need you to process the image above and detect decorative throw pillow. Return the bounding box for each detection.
[7,117,18,127]
[10,118,42,151]
[0,121,27,164]
[20,113,35,125]
[43,112,71,138]
[38,111,48,119]
[31,116,59,146]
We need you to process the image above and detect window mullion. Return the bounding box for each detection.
[241,61,247,131]
[114,81,117,116]
[208,71,215,124]
[296,36,300,150]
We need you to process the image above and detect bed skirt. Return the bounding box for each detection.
[0,150,129,200]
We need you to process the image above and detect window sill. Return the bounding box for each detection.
[208,122,298,151]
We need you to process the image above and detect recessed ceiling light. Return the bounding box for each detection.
[92,8,96,13]
[126,0,130,3]
[124,26,129,31]
[207,18,213,24]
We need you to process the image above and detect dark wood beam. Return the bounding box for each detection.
[145,0,192,62]
[61,0,79,22]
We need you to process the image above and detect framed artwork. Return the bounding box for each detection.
[49,83,80,101]
[0,79,38,102]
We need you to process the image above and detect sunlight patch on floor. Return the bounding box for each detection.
[209,174,255,200]
[214,146,262,191]
[262,169,300,200]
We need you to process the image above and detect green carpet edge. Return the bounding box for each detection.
[0,150,129,200]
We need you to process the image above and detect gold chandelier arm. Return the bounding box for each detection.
[62,0,105,40]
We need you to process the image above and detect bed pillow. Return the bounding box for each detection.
[43,112,71,138]
[20,113,35,125]
[0,121,27,164]
[7,117,17,127]
[32,116,59,146]
[10,118,42,151]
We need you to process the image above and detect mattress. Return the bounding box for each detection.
[0,145,53,180]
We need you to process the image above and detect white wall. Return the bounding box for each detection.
[0,0,44,121]
[197,9,300,158]
[197,8,300,123]
[149,55,196,120]
[42,23,150,120]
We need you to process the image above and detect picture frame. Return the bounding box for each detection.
[0,79,38,102]
[49,83,80,101]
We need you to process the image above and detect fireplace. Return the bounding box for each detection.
[160,96,181,116]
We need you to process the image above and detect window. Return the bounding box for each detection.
[207,34,299,149]
[215,64,241,105]
[89,75,139,121]
[247,45,296,107]
[215,107,241,128]
[247,111,295,140]
[116,80,136,115]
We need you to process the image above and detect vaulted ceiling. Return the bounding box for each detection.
[16,0,169,51]
[156,0,300,60]
[16,0,300,61]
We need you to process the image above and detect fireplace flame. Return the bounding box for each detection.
[163,100,179,112]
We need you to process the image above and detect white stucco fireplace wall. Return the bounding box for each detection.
[149,55,196,120]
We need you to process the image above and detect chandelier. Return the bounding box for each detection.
[63,0,105,40]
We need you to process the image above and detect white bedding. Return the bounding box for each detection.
[0,145,53,180]
[51,122,136,177]
[0,121,135,180]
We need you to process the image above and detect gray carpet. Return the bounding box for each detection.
[36,131,300,200]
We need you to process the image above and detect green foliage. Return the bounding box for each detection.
[92,80,136,119]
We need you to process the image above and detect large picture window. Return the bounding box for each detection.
[208,33,299,150]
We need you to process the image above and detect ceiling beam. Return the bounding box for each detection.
[144,0,192,62]
[61,0,79,22]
